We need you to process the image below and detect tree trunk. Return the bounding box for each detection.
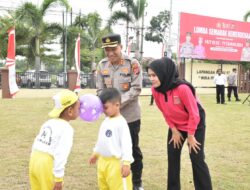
[135,28,140,60]
[35,37,40,88]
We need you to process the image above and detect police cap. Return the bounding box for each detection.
[102,34,121,48]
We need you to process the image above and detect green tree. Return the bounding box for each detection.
[74,12,103,62]
[15,0,69,74]
[0,14,16,60]
[145,10,171,44]
[242,11,250,70]
[71,12,111,72]
[107,0,147,59]
[243,11,250,21]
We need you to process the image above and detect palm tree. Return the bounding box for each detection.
[107,0,147,59]
[0,11,16,59]
[75,12,102,61]
[0,15,15,60]
[15,0,69,79]
[73,12,111,72]
[243,11,250,21]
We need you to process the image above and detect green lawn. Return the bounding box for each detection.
[0,90,249,190]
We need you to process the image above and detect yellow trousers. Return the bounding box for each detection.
[97,156,132,190]
[29,151,54,190]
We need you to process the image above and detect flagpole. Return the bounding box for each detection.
[74,33,81,93]
[64,9,68,74]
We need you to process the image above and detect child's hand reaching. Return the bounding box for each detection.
[89,154,98,165]
[121,164,131,177]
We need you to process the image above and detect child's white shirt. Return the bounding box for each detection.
[32,118,73,178]
[94,115,134,163]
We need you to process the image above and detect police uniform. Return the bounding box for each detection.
[97,34,143,188]
[180,41,194,58]
[180,32,194,58]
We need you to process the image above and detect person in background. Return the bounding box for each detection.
[227,68,241,102]
[89,88,133,190]
[214,69,227,104]
[147,57,212,190]
[29,90,80,190]
[96,33,144,190]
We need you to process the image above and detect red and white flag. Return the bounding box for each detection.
[74,33,81,92]
[6,28,19,97]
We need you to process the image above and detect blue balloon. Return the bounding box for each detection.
[79,94,103,122]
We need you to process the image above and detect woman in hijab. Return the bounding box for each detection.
[147,57,212,190]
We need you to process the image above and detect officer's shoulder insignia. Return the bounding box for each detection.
[131,60,140,75]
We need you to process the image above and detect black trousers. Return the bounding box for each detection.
[150,95,154,105]
[216,85,225,104]
[167,110,212,190]
[227,86,239,100]
[128,119,143,186]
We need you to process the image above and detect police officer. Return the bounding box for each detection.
[180,32,194,58]
[96,34,144,190]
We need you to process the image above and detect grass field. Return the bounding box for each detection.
[0,89,249,190]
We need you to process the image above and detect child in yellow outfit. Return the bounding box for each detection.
[89,88,134,190]
[29,90,80,190]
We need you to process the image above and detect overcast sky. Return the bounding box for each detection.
[1,0,250,58]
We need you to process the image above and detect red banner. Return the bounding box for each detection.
[6,28,15,67]
[179,12,250,61]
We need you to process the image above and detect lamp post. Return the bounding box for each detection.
[140,11,147,61]
[63,9,67,74]
[165,0,172,58]
[121,2,130,53]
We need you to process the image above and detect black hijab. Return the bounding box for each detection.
[148,57,196,101]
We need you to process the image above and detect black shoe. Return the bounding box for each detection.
[221,103,227,105]
[236,99,241,101]
[228,99,231,102]
[133,186,144,190]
